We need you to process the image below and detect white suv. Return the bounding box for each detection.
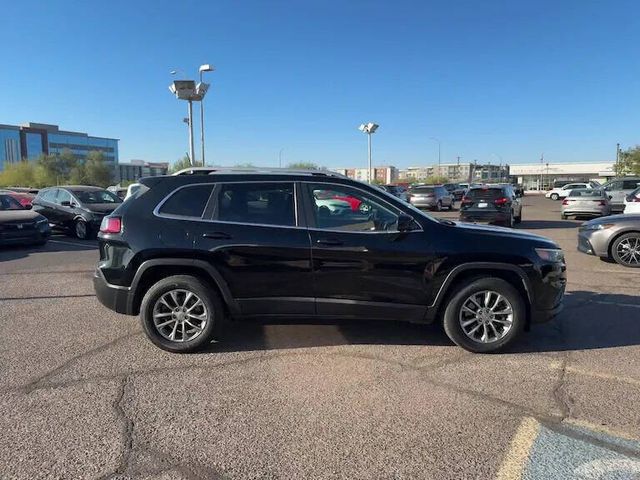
[545,182,596,201]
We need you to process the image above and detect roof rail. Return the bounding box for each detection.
[172,166,348,178]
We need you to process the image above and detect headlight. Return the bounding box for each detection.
[535,248,565,263]
[581,223,614,231]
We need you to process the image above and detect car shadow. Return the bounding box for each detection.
[0,236,97,263]
[518,220,580,229]
[204,290,640,354]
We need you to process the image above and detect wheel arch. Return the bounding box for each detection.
[427,263,533,327]
[129,258,240,317]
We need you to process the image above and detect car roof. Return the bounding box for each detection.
[57,185,106,191]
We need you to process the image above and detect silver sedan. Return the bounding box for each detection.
[561,188,610,219]
[578,214,640,267]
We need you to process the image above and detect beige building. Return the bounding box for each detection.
[510,161,615,190]
[331,166,398,184]
[399,163,508,183]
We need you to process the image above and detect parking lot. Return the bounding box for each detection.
[1,194,639,479]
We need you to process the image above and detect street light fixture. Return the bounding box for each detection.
[198,64,215,165]
[359,122,379,183]
[169,66,213,167]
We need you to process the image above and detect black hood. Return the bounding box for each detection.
[446,220,559,248]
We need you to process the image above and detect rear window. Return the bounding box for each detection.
[466,188,504,199]
[568,189,603,197]
[411,187,435,194]
[623,180,640,190]
[159,184,214,218]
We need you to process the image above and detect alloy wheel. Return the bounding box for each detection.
[152,289,209,342]
[75,221,87,239]
[458,290,514,344]
[616,236,640,266]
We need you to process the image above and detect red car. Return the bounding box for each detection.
[0,190,35,208]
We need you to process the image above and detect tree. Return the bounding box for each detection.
[0,161,37,187]
[617,146,640,176]
[287,162,319,170]
[84,151,112,187]
[170,156,193,174]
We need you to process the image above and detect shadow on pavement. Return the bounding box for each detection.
[0,236,97,264]
[519,220,580,229]
[207,290,640,354]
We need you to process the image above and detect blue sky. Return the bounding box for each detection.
[1,0,639,168]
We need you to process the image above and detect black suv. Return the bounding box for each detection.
[94,170,566,353]
[459,184,523,227]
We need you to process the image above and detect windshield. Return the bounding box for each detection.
[72,190,122,204]
[0,194,24,210]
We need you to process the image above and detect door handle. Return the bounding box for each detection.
[202,232,231,239]
[316,238,343,246]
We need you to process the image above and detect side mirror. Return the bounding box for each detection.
[397,214,415,232]
[60,200,71,207]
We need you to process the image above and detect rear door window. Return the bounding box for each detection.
[215,182,296,226]
[159,184,215,218]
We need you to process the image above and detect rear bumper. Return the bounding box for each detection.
[93,269,135,315]
[460,211,509,223]
[410,199,437,208]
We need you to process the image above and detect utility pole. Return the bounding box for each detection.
[540,154,544,190]
[616,143,620,174]
[456,156,461,181]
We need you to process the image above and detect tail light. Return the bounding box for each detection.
[593,200,606,206]
[100,216,122,234]
[494,197,509,206]
[561,199,569,205]
[461,197,473,205]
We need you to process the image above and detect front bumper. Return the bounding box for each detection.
[93,268,135,315]
[577,229,611,257]
[0,226,51,245]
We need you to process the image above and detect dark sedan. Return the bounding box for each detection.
[0,194,51,246]
[32,186,122,239]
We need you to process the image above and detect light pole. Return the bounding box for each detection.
[199,64,215,165]
[169,79,197,165]
[429,137,441,175]
[278,148,284,168]
[358,123,379,183]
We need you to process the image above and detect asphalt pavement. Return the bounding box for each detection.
[1,195,639,479]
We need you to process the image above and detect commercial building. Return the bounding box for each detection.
[331,166,398,184]
[117,160,169,183]
[399,163,509,183]
[0,122,119,172]
[510,161,616,190]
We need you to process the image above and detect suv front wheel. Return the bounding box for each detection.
[443,277,525,353]
[140,275,223,353]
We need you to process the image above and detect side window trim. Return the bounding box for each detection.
[302,181,422,234]
[154,183,217,220]
[209,181,300,228]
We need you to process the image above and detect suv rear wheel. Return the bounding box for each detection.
[443,277,525,353]
[140,275,223,352]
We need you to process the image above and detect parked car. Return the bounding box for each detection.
[460,184,522,227]
[545,182,596,201]
[107,186,128,200]
[601,177,640,213]
[0,189,35,208]
[623,186,640,214]
[408,185,454,211]
[5,187,39,195]
[452,183,469,201]
[93,169,566,354]
[560,188,611,219]
[578,214,640,267]
[513,184,525,197]
[32,186,122,239]
[0,194,51,246]
[125,183,142,200]
[379,184,408,202]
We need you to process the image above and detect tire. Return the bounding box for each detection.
[74,219,90,239]
[514,210,522,224]
[550,193,559,201]
[448,202,456,211]
[435,201,442,212]
[561,214,568,220]
[140,275,224,352]
[505,212,514,228]
[443,277,526,353]
[610,232,640,268]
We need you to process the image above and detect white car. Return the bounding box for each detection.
[545,182,594,200]
[623,187,640,214]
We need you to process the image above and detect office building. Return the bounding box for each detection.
[399,163,508,183]
[117,160,169,183]
[0,122,119,172]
